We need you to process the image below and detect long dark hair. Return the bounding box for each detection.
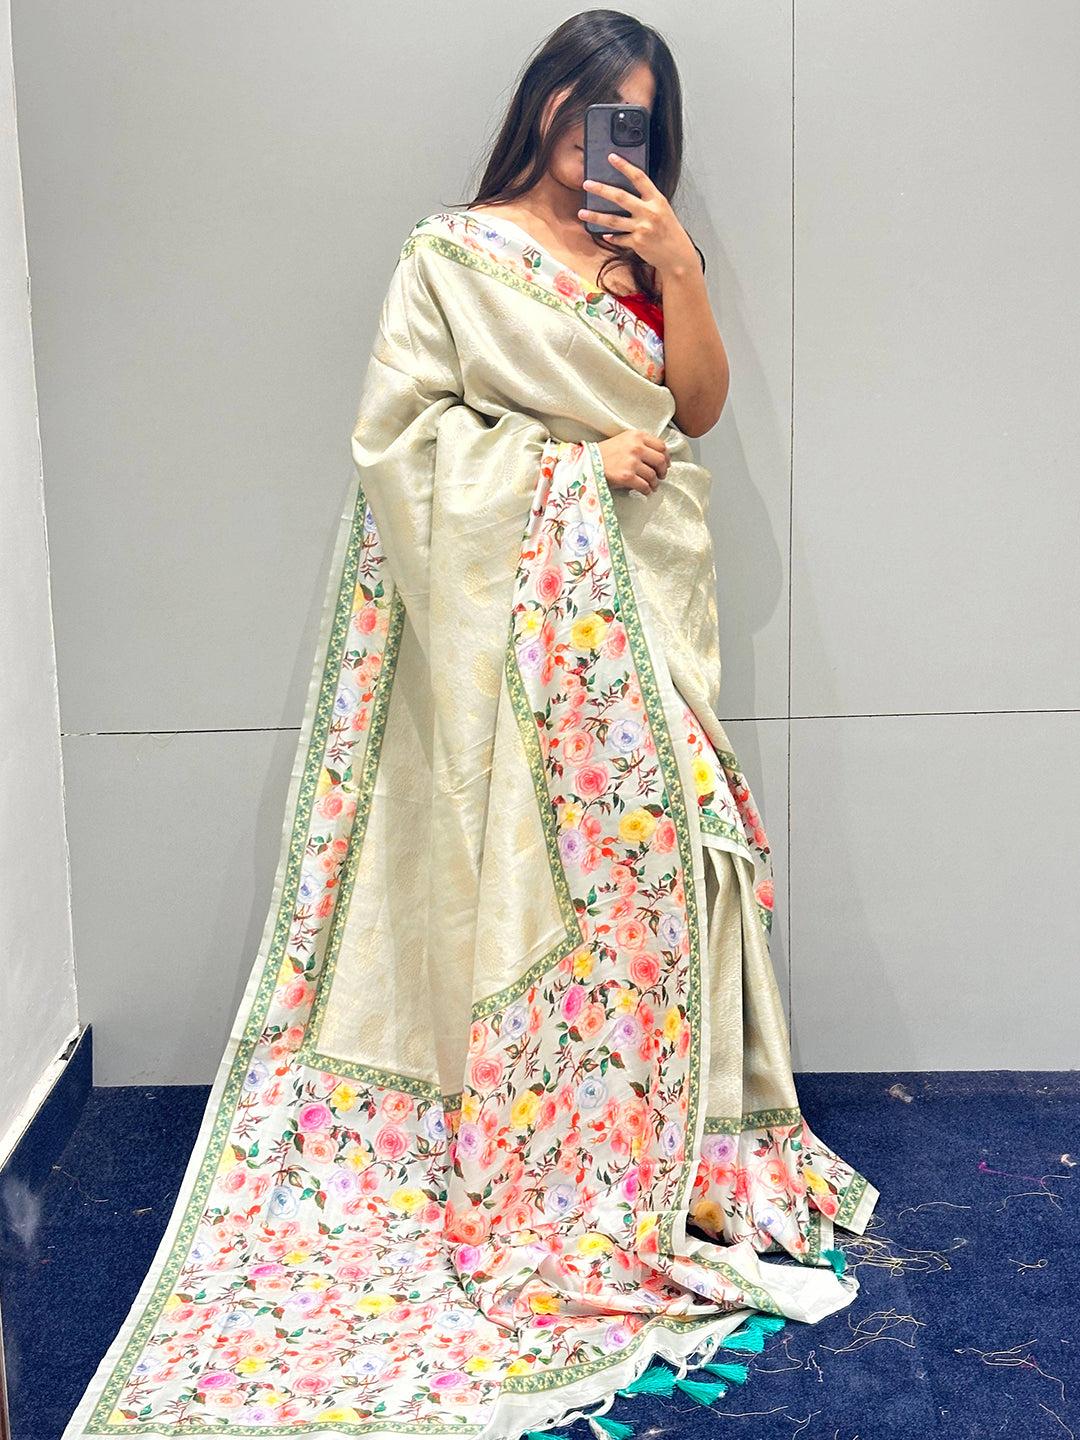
[460,10,703,305]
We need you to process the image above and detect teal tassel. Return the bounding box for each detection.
[822,1246,846,1276]
[590,1420,634,1440]
[702,1360,750,1384]
[747,1314,787,1335]
[526,1433,565,1439]
[618,1363,675,1397]
[718,1326,766,1352]
[674,1376,727,1404]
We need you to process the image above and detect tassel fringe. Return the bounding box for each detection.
[717,1325,767,1352]
[822,1246,846,1275]
[717,1311,788,1352]
[518,1308,790,1437]
[588,1418,635,1440]
[702,1359,750,1384]
[674,1376,728,1404]
[617,1362,675,1397]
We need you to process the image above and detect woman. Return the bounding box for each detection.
[63,12,879,1440]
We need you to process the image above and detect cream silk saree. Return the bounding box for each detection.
[62,209,879,1440]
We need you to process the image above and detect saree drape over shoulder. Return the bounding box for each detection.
[63,210,879,1440]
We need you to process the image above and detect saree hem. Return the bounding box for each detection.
[475,1307,760,1440]
[845,1179,880,1236]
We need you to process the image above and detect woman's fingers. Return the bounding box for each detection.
[581,175,642,214]
[577,207,631,230]
[597,428,671,496]
[638,433,669,478]
[606,151,661,199]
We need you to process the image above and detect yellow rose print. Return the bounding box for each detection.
[613,985,638,1013]
[570,612,609,650]
[577,1232,614,1256]
[518,607,543,640]
[355,1293,397,1315]
[572,947,594,979]
[619,807,658,843]
[663,1006,683,1042]
[635,1213,658,1244]
[511,1090,541,1129]
[692,756,714,795]
[389,1187,427,1214]
[803,1166,830,1197]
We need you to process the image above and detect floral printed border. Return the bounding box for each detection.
[403,212,664,385]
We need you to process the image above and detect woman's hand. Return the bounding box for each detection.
[597,429,670,497]
[580,153,730,438]
[577,152,699,279]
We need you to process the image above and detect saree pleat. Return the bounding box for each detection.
[62,209,878,1440]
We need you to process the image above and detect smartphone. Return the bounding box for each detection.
[582,103,650,235]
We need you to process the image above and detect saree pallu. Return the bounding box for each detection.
[62,209,879,1440]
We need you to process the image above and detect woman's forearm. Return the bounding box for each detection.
[657,261,730,438]
[579,154,729,437]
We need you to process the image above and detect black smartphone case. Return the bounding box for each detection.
[582,104,650,236]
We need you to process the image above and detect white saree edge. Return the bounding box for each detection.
[819,1210,834,1253]
[59,471,367,1440]
[679,1224,861,1324]
[845,1180,880,1236]
[477,1306,758,1440]
[700,828,755,865]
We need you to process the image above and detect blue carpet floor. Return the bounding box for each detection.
[4,1071,1077,1439]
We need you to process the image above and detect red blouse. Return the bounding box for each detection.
[616,291,664,341]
